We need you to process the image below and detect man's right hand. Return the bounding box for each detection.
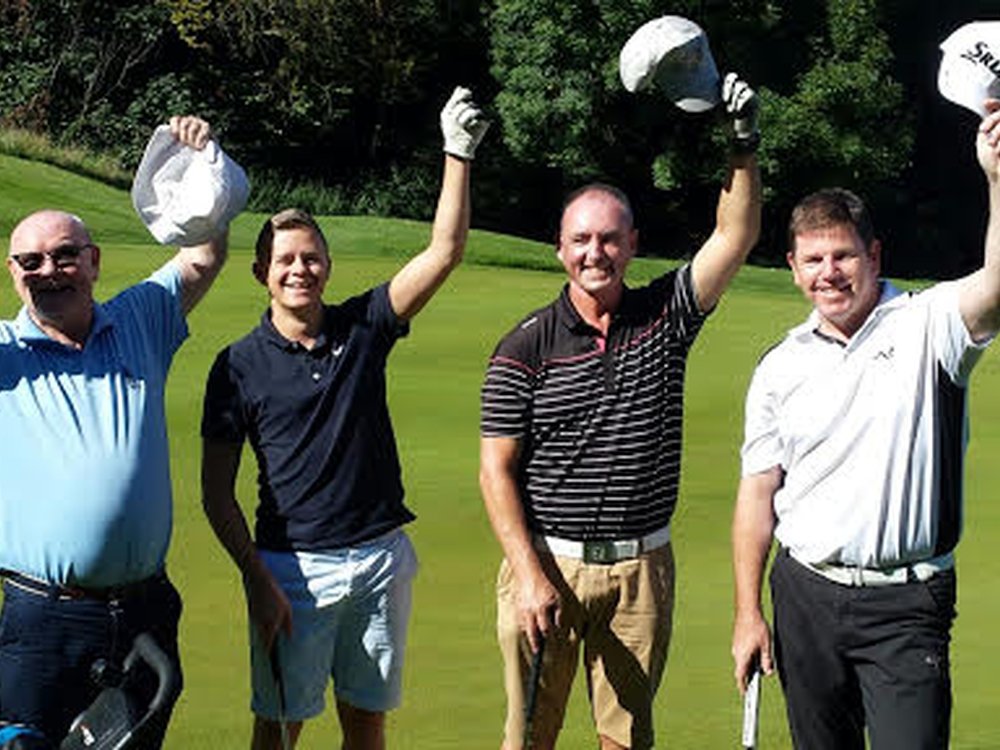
[243,557,293,652]
[516,568,561,653]
[732,610,773,694]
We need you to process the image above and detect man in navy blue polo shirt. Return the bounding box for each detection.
[200,87,487,750]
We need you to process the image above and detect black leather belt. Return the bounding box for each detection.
[0,569,164,602]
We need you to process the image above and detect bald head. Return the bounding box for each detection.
[559,184,634,238]
[9,210,91,255]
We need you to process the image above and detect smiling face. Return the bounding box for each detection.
[7,210,100,341]
[258,226,331,314]
[788,223,881,341]
[557,189,637,305]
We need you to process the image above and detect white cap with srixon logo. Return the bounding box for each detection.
[938,21,1000,116]
[619,15,721,113]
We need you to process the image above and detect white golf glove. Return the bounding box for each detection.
[441,86,490,160]
[723,72,760,153]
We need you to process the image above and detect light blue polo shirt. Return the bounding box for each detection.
[0,261,188,587]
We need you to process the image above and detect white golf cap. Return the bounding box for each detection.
[131,125,250,246]
[619,15,721,112]
[938,21,1000,117]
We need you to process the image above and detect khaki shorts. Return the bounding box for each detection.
[497,542,675,749]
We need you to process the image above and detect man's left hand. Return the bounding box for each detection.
[168,115,213,151]
[441,86,490,160]
[723,73,759,154]
[976,99,1000,181]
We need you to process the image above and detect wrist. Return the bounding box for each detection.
[730,131,761,155]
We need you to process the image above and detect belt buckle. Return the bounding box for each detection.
[583,541,616,564]
[582,539,639,564]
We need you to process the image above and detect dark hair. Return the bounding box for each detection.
[788,188,875,253]
[254,208,328,269]
[558,183,634,240]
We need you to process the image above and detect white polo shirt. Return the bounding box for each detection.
[741,280,990,568]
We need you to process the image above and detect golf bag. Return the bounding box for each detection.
[0,632,180,750]
[59,632,179,750]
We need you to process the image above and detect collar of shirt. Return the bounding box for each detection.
[259,307,332,353]
[793,279,906,348]
[13,302,112,347]
[555,282,646,335]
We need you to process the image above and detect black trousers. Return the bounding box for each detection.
[770,548,955,750]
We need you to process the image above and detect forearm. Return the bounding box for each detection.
[960,102,1000,340]
[691,153,762,311]
[428,154,471,270]
[717,153,762,254]
[202,489,258,576]
[387,155,470,320]
[177,231,229,314]
[732,475,777,620]
[480,469,545,582]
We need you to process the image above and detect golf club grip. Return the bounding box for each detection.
[522,635,546,748]
[741,666,761,749]
[126,633,180,712]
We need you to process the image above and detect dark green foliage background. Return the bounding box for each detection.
[2,0,1000,276]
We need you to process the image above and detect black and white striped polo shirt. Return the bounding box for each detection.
[481,264,707,540]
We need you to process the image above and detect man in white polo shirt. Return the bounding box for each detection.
[731,98,1000,749]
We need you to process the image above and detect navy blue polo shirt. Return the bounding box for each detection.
[201,283,415,550]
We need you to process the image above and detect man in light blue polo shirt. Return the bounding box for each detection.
[0,115,232,747]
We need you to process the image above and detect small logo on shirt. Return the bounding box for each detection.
[521,316,539,331]
[332,344,344,357]
[873,346,894,361]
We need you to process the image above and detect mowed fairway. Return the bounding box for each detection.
[2,154,1000,747]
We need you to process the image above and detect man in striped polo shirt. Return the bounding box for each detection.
[731,98,1000,748]
[479,75,761,750]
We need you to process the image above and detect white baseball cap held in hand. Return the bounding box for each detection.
[619,15,721,112]
[938,21,1000,117]
[132,125,250,246]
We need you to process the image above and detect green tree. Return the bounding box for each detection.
[0,0,192,166]
[748,0,912,260]
[165,0,451,168]
[487,0,914,261]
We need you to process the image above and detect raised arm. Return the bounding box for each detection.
[389,87,489,321]
[959,99,1000,342]
[176,232,228,315]
[731,466,781,694]
[202,439,291,651]
[691,74,763,312]
[480,436,560,652]
[162,115,231,315]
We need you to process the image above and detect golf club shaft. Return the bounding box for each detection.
[270,642,292,750]
[522,633,546,750]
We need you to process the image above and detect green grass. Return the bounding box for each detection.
[0,129,131,189]
[2,153,1000,747]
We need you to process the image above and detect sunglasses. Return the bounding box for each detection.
[10,244,93,272]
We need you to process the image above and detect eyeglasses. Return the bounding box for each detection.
[9,244,93,272]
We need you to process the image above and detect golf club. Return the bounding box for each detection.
[270,642,292,750]
[521,633,546,750]
[741,663,761,750]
